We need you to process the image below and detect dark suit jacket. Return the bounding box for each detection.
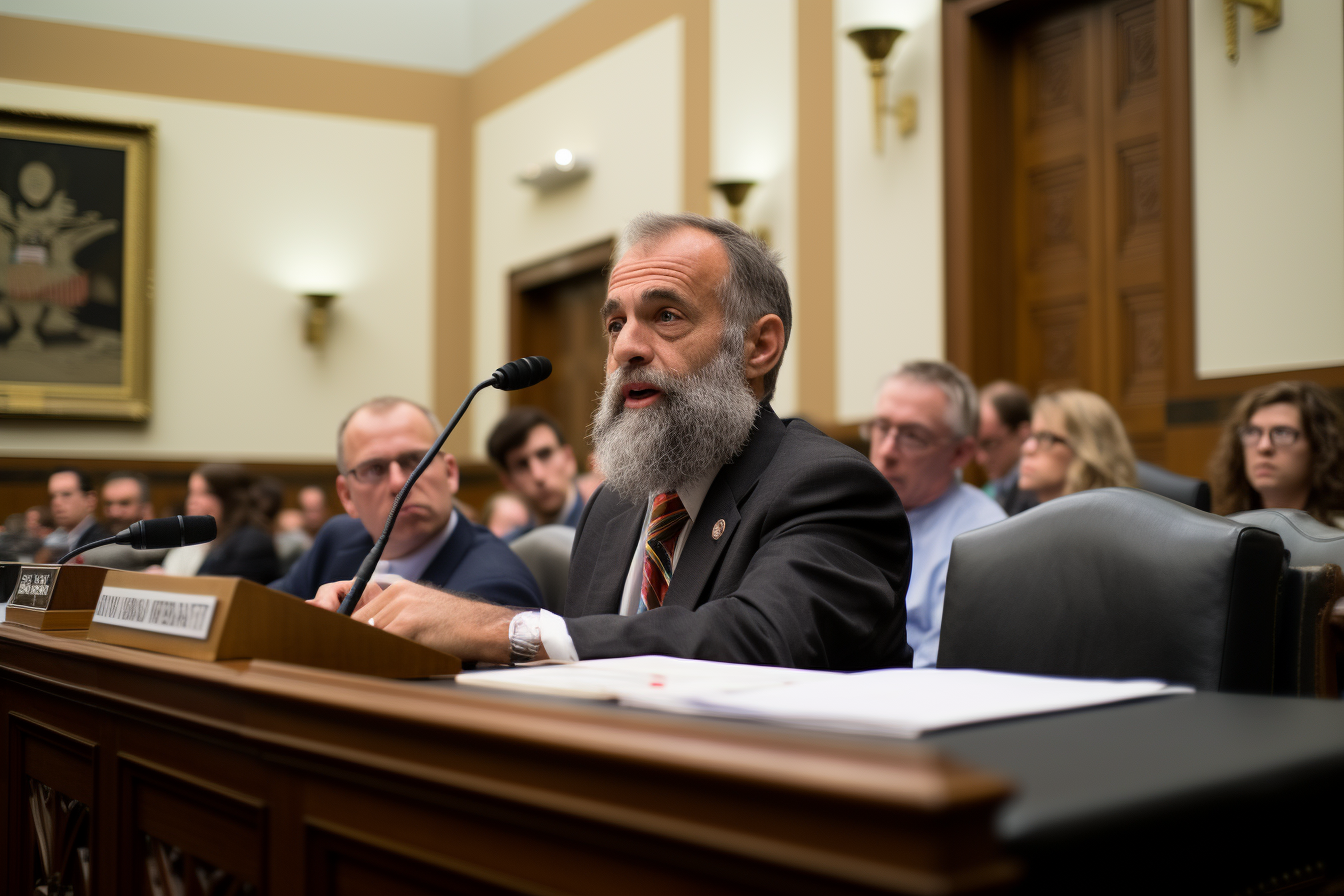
[198,525,280,584]
[565,406,913,670]
[270,514,544,608]
[503,491,586,543]
[72,519,112,551]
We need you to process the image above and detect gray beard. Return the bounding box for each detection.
[590,347,760,503]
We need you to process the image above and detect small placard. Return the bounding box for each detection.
[10,567,60,610]
[93,587,217,640]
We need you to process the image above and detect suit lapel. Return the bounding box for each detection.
[574,499,644,616]
[662,405,786,609]
[419,516,472,584]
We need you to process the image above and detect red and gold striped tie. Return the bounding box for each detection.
[639,491,690,612]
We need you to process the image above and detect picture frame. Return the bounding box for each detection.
[0,109,153,420]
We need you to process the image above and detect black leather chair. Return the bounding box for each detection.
[1135,460,1212,511]
[1230,510,1344,697]
[938,488,1284,691]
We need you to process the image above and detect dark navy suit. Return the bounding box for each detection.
[270,514,544,608]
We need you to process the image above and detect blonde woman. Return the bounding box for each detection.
[1018,389,1136,502]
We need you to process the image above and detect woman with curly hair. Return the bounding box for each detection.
[1209,381,1344,525]
[1018,389,1137,503]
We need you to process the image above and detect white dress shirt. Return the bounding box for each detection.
[536,470,719,663]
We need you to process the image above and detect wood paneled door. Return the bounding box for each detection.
[508,239,614,469]
[946,0,1187,465]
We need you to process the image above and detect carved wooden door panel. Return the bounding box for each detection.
[1011,0,1169,460]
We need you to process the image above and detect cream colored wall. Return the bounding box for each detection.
[0,79,435,462]
[1191,1,1344,378]
[710,0,798,417]
[470,17,683,455]
[834,0,943,421]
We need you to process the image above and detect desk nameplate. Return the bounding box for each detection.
[10,566,60,610]
[3,565,108,631]
[93,587,217,640]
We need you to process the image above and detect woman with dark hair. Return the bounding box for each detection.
[185,464,280,583]
[1209,381,1344,525]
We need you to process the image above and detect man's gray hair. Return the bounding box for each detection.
[336,397,443,471]
[615,212,793,401]
[884,361,980,440]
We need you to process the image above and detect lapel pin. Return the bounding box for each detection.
[712,519,726,540]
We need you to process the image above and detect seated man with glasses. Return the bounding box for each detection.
[270,397,544,607]
[866,362,1006,668]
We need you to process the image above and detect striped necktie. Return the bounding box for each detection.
[639,491,690,613]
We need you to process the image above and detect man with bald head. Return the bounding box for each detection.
[312,213,910,670]
[270,397,542,608]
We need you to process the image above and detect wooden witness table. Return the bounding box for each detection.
[0,625,1017,896]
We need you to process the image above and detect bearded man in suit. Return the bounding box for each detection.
[313,212,912,670]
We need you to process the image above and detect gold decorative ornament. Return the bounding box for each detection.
[1224,0,1282,63]
[846,27,918,153]
[303,293,337,347]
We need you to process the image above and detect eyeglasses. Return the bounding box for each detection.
[1237,425,1301,449]
[342,450,439,484]
[1023,431,1070,451]
[859,419,944,453]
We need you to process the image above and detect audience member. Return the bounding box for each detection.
[270,397,542,607]
[977,380,1039,515]
[1018,389,1136,502]
[482,492,531,539]
[179,465,282,583]
[0,513,41,562]
[866,361,1006,667]
[42,468,110,562]
[311,212,911,669]
[1209,380,1344,526]
[25,505,54,543]
[82,472,168,571]
[485,407,585,540]
[298,485,328,537]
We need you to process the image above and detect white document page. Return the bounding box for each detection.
[621,667,1192,738]
[457,655,841,701]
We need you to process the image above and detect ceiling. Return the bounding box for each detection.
[0,0,591,74]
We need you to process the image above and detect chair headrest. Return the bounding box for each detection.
[1229,509,1344,569]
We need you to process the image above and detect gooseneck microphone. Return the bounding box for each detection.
[337,356,552,616]
[56,515,218,564]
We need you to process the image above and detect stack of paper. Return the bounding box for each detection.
[458,657,1190,737]
[623,667,1191,737]
[457,655,840,701]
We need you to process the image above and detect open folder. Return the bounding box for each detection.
[458,657,1191,737]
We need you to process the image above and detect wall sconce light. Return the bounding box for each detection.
[519,148,591,194]
[1224,0,1281,62]
[302,293,337,347]
[711,180,756,226]
[847,27,917,153]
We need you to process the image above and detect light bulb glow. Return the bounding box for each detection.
[554,148,574,169]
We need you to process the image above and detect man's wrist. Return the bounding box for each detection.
[508,610,543,665]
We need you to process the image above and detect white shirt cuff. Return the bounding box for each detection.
[537,609,579,663]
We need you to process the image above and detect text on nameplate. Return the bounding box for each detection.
[93,587,218,640]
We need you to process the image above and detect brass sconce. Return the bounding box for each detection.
[847,27,918,153]
[1224,0,1281,63]
[711,180,756,226]
[302,293,337,347]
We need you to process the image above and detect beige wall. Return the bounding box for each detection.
[471,17,684,455]
[0,79,435,462]
[1191,1,1344,378]
[834,0,943,421]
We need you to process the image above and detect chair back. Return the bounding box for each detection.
[939,488,1284,691]
[1230,510,1344,697]
[1135,460,1211,511]
[508,525,575,613]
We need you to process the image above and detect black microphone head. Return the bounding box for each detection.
[491,356,552,391]
[125,515,217,550]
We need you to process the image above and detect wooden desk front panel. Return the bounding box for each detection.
[0,627,1018,895]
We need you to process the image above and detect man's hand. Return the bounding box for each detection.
[308,578,383,613]
[310,579,527,664]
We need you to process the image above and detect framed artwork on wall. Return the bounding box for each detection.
[0,110,153,420]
